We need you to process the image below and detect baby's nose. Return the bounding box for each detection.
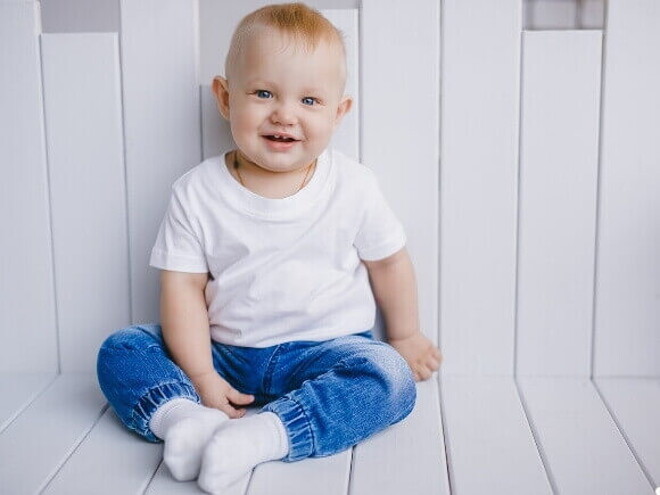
[270,102,297,125]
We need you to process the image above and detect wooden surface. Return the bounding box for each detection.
[0,375,446,495]
[596,378,660,489]
[0,374,657,494]
[439,0,522,374]
[0,372,55,434]
[593,0,660,378]
[41,33,131,373]
[516,30,602,377]
[351,379,449,494]
[518,377,653,494]
[0,0,59,373]
[361,0,440,344]
[2,1,660,494]
[442,376,552,495]
[119,0,202,325]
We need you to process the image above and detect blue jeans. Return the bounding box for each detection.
[97,324,416,462]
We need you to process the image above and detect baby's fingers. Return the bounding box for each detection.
[426,353,441,372]
[217,401,246,419]
[227,387,255,406]
[413,362,433,382]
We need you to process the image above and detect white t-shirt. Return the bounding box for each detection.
[149,149,406,347]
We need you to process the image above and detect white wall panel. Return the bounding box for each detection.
[120,0,202,324]
[362,0,439,343]
[594,0,660,377]
[440,0,521,374]
[516,31,602,377]
[323,9,359,160]
[41,33,130,373]
[0,1,59,372]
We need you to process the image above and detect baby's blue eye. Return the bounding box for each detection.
[256,90,272,99]
[301,97,316,106]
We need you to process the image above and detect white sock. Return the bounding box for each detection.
[149,398,229,481]
[198,412,289,493]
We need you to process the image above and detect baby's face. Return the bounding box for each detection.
[217,28,351,173]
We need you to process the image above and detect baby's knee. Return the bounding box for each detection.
[358,343,416,404]
[98,325,162,355]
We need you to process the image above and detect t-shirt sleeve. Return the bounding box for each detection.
[149,185,208,273]
[354,173,407,261]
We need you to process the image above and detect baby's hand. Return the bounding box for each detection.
[389,333,442,381]
[190,371,254,418]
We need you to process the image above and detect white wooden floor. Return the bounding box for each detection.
[0,373,658,494]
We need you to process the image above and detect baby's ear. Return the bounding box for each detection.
[334,96,353,126]
[212,76,231,121]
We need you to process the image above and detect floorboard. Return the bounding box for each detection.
[595,377,660,490]
[146,462,249,495]
[42,408,162,494]
[0,372,55,434]
[441,375,552,495]
[248,451,351,495]
[350,378,449,495]
[0,373,106,494]
[518,376,653,494]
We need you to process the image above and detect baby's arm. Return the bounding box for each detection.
[160,270,254,417]
[363,248,442,381]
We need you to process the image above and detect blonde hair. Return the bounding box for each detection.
[225,3,346,79]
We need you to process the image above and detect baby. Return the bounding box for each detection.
[97,3,441,493]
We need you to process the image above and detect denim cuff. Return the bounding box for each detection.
[131,382,199,443]
[262,396,314,462]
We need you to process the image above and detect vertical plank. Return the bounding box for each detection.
[594,0,660,378]
[120,0,202,324]
[41,33,130,373]
[0,1,59,373]
[362,0,439,343]
[516,31,602,377]
[440,0,521,375]
[201,84,234,160]
[322,9,359,160]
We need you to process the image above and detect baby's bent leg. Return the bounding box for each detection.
[265,337,417,462]
[97,325,228,480]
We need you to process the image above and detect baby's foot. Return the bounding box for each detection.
[163,411,228,481]
[197,412,289,494]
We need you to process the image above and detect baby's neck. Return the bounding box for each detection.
[226,151,315,199]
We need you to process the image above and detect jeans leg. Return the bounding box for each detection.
[96,324,200,442]
[262,334,416,461]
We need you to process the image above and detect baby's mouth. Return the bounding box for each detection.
[263,133,299,143]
